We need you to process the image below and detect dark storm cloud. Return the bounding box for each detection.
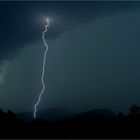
[0,1,140,61]
[0,62,4,73]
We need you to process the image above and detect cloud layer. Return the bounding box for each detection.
[0,1,140,61]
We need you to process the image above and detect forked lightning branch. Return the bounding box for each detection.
[34,18,49,118]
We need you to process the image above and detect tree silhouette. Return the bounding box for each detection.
[128,104,140,117]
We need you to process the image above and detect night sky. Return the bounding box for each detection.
[0,1,140,114]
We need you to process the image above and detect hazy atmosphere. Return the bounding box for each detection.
[0,1,140,114]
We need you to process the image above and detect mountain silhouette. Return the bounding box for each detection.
[0,106,140,138]
[17,107,75,122]
[17,108,116,122]
[76,109,117,118]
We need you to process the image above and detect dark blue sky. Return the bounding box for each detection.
[0,1,140,114]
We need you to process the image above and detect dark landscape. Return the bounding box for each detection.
[0,105,140,139]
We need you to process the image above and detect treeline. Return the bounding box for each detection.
[0,105,140,138]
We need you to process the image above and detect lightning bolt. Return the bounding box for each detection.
[34,19,49,118]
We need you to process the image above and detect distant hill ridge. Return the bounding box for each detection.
[17,108,116,122]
